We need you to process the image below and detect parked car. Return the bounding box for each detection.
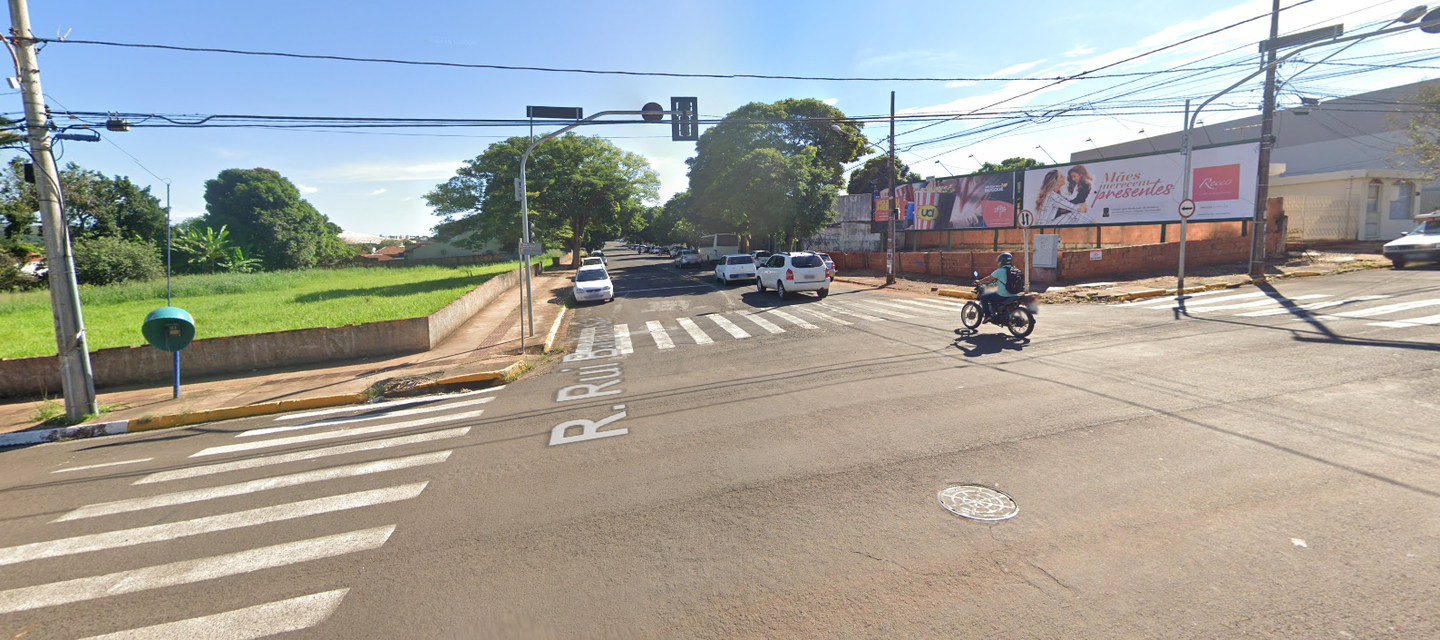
[637,244,648,254]
[652,245,668,255]
[668,246,683,258]
[714,254,757,285]
[750,250,772,265]
[816,252,835,276]
[581,256,605,268]
[675,249,702,268]
[756,252,830,299]
[592,250,606,264]
[572,265,614,303]
[1384,212,1440,268]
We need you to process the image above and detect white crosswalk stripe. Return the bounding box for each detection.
[1118,289,1231,307]
[739,311,785,334]
[766,309,819,329]
[705,314,752,338]
[52,458,154,474]
[575,326,597,353]
[59,452,450,522]
[891,298,962,312]
[787,306,852,325]
[676,317,714,344]
[273,388,501,422]
[1369,312,1440,328]
[0,526,394,615]
[646,320,675,349]
[137,428,470,485]
[191,409,486,458]
[847,300,915,318]
[1319,298,1440,319]
[1185,294,1330,313]
[0,484,426,567]
[819,301,885,322]
[1235,296,1388,317]
[614,324,634,354]
[240,397,492,438]
[79,589,349,640]
[1131,291,1274,310]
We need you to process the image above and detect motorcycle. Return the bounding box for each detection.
[958,271,1037,338]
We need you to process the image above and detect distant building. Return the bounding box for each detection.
[801,194,883,252]
[1074,79,1437,242]
[405,231,505,261]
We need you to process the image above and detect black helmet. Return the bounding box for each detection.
[998,252,1014,266]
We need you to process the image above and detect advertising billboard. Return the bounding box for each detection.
[872,172,1017,229]
[1020,142,1259,226]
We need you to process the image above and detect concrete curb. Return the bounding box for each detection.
[0,360,528,449]
[543,307,568,353]
[937,289,976,300]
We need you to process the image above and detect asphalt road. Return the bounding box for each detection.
[1,243,1437,638]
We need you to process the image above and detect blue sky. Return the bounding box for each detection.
[9,0,1437,236]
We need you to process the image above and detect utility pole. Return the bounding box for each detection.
[1250,0,1281,278]
[8,0,97,422]
[886,91,896,285]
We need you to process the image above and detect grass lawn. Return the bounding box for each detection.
[0,262,524,360]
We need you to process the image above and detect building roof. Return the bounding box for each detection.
[338,230,390,245]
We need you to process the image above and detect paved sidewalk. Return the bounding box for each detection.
[0,269,576,436]
[833,243,1390,303]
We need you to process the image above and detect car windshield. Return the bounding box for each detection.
[576,269,608,282]
[582,257,602,264]
[1413,220,1440,235]
[790,255,824,268]
[726,256,753,265]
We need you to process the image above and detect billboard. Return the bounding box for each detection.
[872,172,1017,229]
[1020,142,1259,226]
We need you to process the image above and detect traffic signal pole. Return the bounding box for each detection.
[8,0,98,422]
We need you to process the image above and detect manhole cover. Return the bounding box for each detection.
[938,485,1018,521]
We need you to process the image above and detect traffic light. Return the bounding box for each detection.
[671,97,697,142]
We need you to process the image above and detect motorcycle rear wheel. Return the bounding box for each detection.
[1005,306,1035,338]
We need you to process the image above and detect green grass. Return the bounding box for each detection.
[0,262,522,359]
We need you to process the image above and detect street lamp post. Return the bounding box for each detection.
[1179,8,1438,287]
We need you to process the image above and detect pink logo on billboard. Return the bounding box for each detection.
[1193,164,1240,201]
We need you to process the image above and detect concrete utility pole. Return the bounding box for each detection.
[8,0,98,421]
[1249,0,1281,278]
[886,91,896,285]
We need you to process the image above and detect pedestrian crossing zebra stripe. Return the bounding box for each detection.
[77,589,349,640]
[818,302,885,321]
[614,324,635,354]
[766,309,819,329]
[239,397,493,438]
[706,314,752,338]
[1322,298,1440,319]
[891,298,962,311]
[1186,294,1330,313]
[1119,289,1232,307]
[845,301,915,318]
[787,306,851,325]
[739,311,785,334]
[136,428,471,485]
[676,317,714,344]
[191,410,487,458]
[1368,312,1440,328]
[1235,296,1387,317]
[645,320,675,349]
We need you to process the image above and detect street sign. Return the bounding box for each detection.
[527,106,582,120]
[671,97,698,141]
[1178,198,1196,219]
[1260,25,1342,52]
[519,242,543,257]
[1018,209,1034,228]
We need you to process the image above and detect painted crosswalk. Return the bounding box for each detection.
[1115,289,1440,332]
[1,387,503,636]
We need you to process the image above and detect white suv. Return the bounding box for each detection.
[756,252,830,299]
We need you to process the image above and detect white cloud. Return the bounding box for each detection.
[319,160,465,183]
[1065,46,1095,58]
[823,98,838,105]
[945,59,1046,88]
[365,188,388,196]
[296,183,319,194]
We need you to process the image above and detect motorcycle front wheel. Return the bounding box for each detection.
[960,301,982,329]
[1005,306,1035,338]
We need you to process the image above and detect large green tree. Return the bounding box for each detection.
[201,168,351,270]
[977,157,1042,173]
[684,99,862,248]
[846,155,921,194]
[0,158,168,246]
[427,134,658,262]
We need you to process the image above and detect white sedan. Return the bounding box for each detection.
[572,265,614,303]
[713,254,757,285]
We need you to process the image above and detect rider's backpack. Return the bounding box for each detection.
[1003,265,1024,293]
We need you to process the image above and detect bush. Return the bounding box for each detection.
[0,260,39,291]
[72,236,163,286]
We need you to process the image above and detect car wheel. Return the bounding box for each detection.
[776,281,788,299]
[816,288,828,299]
[1393,259,1407,269]
[756,278,766,292]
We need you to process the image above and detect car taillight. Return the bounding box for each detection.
[825,266,832,278]
[786,269,794,280]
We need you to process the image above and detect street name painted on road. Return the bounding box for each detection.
[550,317,632,446]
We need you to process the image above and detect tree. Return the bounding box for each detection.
[0,158,168,247]
[684,99,859,246]
[427,134,658,262]
[72,235,163,286]
[846,155,921,194]
[202,168,351,270]
[1397,84,1440,177]
[977,157,1042,173]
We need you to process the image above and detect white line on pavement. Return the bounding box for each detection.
[137,428,468,485]
[675,317,714,344]
[574,327,596,353]
[891,298,964,311]
[845,301,914,318]
[241,397,492,438]
[738,311,785,334]
[78,589,349,640]
[818,302,885,322]
[274,388,502,422]
[766,309,819,329]
[614,324,634,354]
[787,306,851,325]
[1186,294,1330,313]
[59,452,451,522]
[1322,298,1440,319]
[618,284,714,294]
[1118,289,1230,307]
[52,458,154,474]
[1235,296,1388,317]
[1130,291,1270,309]
[705,314,752,338]
[192,410,486,458]
[645,320,675,349]
[1368,312,1440,328]
[0,526,394,615]
[0,484,425,567]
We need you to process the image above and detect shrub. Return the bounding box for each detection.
[72,236,163,286]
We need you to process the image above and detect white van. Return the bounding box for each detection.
[697,233,740,265]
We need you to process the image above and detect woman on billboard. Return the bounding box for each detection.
[1065,165,1093,214]
[1035,169,1096,225]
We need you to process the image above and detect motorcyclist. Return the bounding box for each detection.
[976,252,1020,320]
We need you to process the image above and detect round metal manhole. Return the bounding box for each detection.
[938,485,1019,521]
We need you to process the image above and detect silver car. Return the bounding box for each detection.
[675,249,701,268]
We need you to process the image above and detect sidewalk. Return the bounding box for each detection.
[834,242,1391,303]
[0,268,577,439]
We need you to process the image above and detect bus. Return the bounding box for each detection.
[697,233,740,265]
